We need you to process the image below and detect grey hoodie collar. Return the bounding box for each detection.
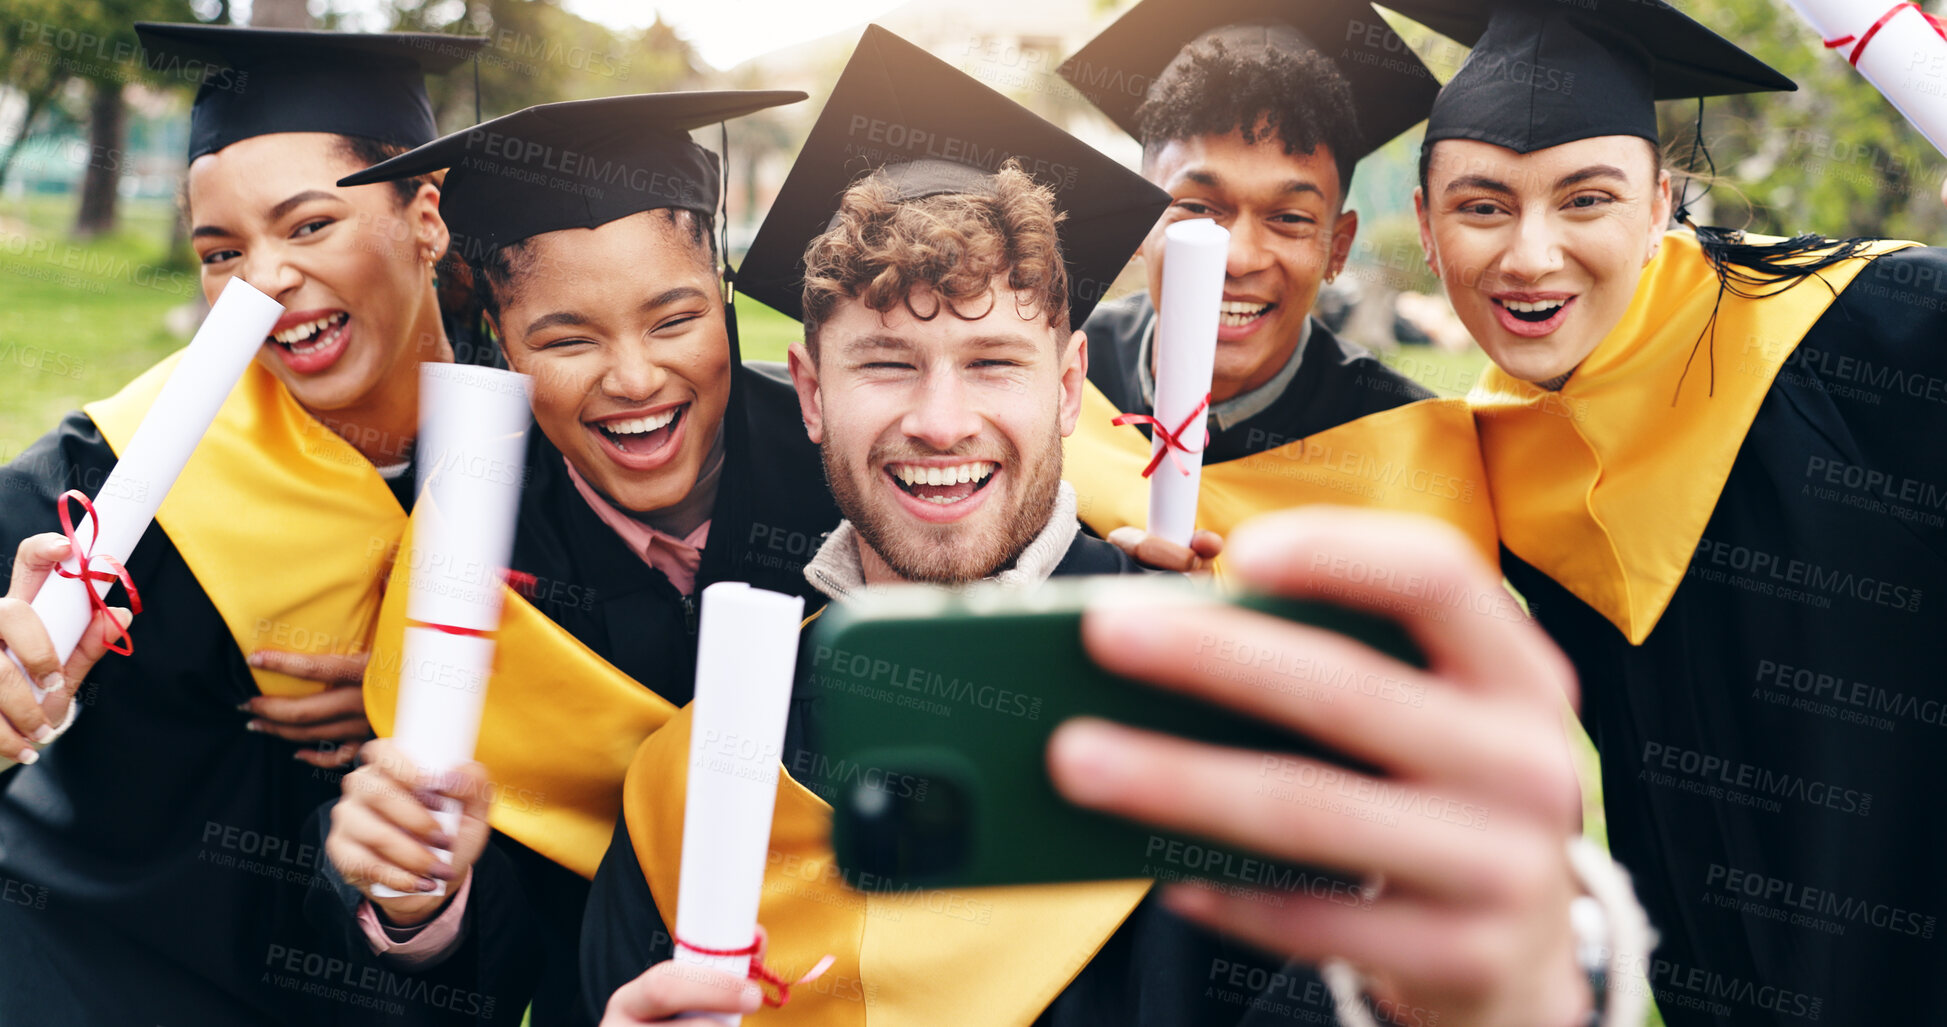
[804,481,1081,601]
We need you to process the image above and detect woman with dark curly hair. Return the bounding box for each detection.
[307,89,840,1027]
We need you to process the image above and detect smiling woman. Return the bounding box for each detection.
[187,132,456,457]
[0,22,496,1027]
[1393,0,1947,1022]
[308,88,840,1027]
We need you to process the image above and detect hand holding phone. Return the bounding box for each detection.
[1050,507,1593,1027]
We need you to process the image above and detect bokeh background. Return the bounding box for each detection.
[8,0,1944,457]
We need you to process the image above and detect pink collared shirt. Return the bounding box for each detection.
[564,458,711,595]
[355,873,473,967]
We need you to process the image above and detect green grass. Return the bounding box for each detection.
[735,297,800,365]
[0,194,195,460]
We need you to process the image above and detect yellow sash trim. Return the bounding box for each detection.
[84,355,403,697]
[1470,231,1914,644]
[1065,381,1499,569]
[625,706,1149,1025]
[363,520,680,880]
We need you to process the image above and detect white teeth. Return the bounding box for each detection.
[891,462,997,489]
[1501,299,1566,314]
[600,408,680,435]
[273,313,345,346]
[1219,301,1272,328]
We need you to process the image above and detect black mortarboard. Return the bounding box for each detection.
[737,25,1169,327]
[337,91,806,256]
[134,23,485,161]
[1388,0,1795,154]
[1056,0,1439,164]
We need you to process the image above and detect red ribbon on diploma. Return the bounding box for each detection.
[408,620,492,639]
[1112,393,1212,478]
[51,490,142,657]
[1825,1,1947,64]
[673,932,836,1008]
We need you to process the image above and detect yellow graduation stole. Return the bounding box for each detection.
[1471,230,1915,644]
[362,520,680,880]
[84,354,404,697]
[1064,382,1499,569]
[624,706,1151,1025]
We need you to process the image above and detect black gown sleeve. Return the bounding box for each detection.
[576,813,674,1027]
[301,798,547,1026]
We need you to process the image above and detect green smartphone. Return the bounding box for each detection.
[802,575,1426,892]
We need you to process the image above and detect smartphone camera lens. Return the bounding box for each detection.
[843,772,970,882]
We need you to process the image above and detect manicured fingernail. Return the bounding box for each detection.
[31,725,55,744]
[428,832,456,850]
[1049,719,1131,805]
[16,749,37,766]
[245,721,265,733]
[426,862,457,881]
[741,984,764,1012]
[235,702,254,713]
[247,652,264,668]
[40,673,63,696]
[417,877,440,893]
[1107,526,1143,546]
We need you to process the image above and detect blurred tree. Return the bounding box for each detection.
[380,0,698,129]
[0,0,83,190]
[249,0,310,29]
[58,0,198,238]
[1662,0,1947,244]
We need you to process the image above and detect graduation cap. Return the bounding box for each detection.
[737,25,1169,327]
[1385,0,1796,154]
[1056,0,1440,164]
[337,91,807,257]
[134,23,485,161]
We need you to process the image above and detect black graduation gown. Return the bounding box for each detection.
[0,412,413,1027]
[1083,292,1433,462]
[1504,246,1947,1026]
[575,532,1344,1027]
[303,362,841,1027]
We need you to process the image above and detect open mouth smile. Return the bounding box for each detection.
[264,310,351,373]
[1491,295,1577,338]
[587,403,688,470]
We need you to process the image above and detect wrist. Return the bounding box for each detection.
[372,867,469,928]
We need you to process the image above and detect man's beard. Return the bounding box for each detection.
[823,428,1063,586]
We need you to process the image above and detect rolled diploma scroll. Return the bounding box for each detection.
[10,277,283,698]
[1784,0,1947,157]
[1147,218,1229,546]
[372,363,531,899]
[671,582,807,1025]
